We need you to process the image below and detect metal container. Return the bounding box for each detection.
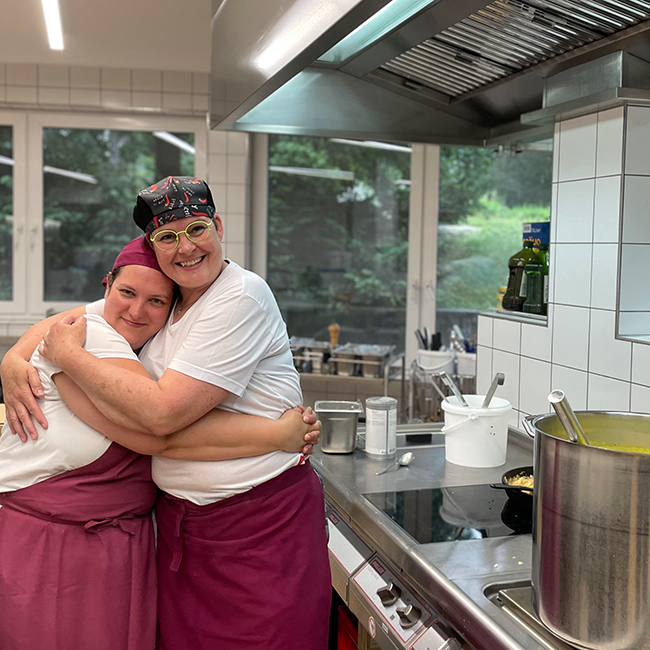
[364,396,397,459]
[315,400,364,454]
[527,411,650,650]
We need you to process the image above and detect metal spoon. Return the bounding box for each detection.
[375,451,415,475]
[481,372,505,408]
[548,389,590,446]
[439,371,469,407]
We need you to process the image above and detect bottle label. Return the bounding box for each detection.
[366,407,397,457]
[519,273,528,298]
[543,275,549,304]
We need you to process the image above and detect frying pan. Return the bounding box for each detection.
[495,465,534,505]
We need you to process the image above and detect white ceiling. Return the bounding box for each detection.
[1,0,212,72]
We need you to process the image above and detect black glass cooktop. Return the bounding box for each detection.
[363,483,532,545]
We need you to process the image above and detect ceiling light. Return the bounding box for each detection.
[43,166,97,184]
[318,0,433,64]
[153,131,196,154]
[41,0,64,50]
[330,138,411,153]
[269,166,354,181]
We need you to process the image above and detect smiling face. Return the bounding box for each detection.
[103,265,175,349]
[148,215,226,299]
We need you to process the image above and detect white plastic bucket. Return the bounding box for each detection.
[416,350,455,373]
[441,394,511,468]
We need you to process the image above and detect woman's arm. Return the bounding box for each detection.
[53,368,320,460]
[1,305,87,441]
[41,316,289,436]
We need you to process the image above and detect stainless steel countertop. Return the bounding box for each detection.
[312,425,554,650]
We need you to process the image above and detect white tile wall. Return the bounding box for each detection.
[622,175,650,243]
[631,383,650,413]
[492,318,521,354]
[558,113,597,182]
[593,176,621,243]
[596,106,624,177]
[587,374,630,411]
[590,244,618,310]
[519,357,551,415]
[588,308,631,381]
[476,345,493,394]
[555,180,595,243]
[551,365,588,409]
[553,243,592,307]
[632,343,650,386]
[619,244,650,311]
[625,106,650,175]
[476,105,650,431]
[477,315,493,347]
[521,312,553,362]
[0,62,208,116]
[492,350,520,409]
[552,305,590,371]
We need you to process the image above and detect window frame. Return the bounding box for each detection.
[0,111,28,316]
[14,111,208,320]
[251,133,440,365]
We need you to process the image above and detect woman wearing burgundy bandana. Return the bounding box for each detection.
[27,176,332,650]
[0,237,320,650]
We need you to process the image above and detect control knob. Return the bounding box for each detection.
[376,582,401,607]
[396,604,421,629]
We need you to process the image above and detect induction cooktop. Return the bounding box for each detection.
[363,483,532,545]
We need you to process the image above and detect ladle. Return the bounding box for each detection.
[548,389,590,445]
[481,372,505,408]
[439,371,469,407]
[375,451,415,475]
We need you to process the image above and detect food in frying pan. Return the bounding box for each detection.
[505,473,534,489]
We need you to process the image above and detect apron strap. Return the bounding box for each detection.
[166,495,188,573]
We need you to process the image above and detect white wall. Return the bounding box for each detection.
[476,106,650,428]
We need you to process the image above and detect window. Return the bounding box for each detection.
[266,135,411,350]
[436,145,553,344]
[0,113,205,324]
[42,128,195,302]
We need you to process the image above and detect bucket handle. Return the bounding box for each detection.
[441,412,479,434]
[522,416,536,439]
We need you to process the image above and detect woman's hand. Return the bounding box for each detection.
[38,314,87,366]
[0,354,46,442]
[279,407,322,456]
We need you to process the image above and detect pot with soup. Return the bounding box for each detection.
[524,411,650,650]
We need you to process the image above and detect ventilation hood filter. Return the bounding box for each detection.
[380,0,650,99]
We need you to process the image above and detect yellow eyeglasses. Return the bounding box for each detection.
[150,220,214,252]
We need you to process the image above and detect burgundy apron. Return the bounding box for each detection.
[156,461,331,650]
[0,442,158,650]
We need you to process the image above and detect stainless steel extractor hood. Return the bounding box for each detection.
[210,0,650,145]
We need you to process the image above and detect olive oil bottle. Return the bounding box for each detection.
[502,240,536,311]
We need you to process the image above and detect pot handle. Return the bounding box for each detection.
[522,416,536,439]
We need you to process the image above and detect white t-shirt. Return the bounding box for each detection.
[0,314,139,492]
[140,261,303,505]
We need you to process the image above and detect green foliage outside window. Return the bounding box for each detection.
[43,128,194,302]
[0,126,12,301]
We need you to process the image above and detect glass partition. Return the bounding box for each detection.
[436,145,553,346]
[42,128,194,302]
[267,135,411,350]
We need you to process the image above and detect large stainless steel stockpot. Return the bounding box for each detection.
[526,411,650,650]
